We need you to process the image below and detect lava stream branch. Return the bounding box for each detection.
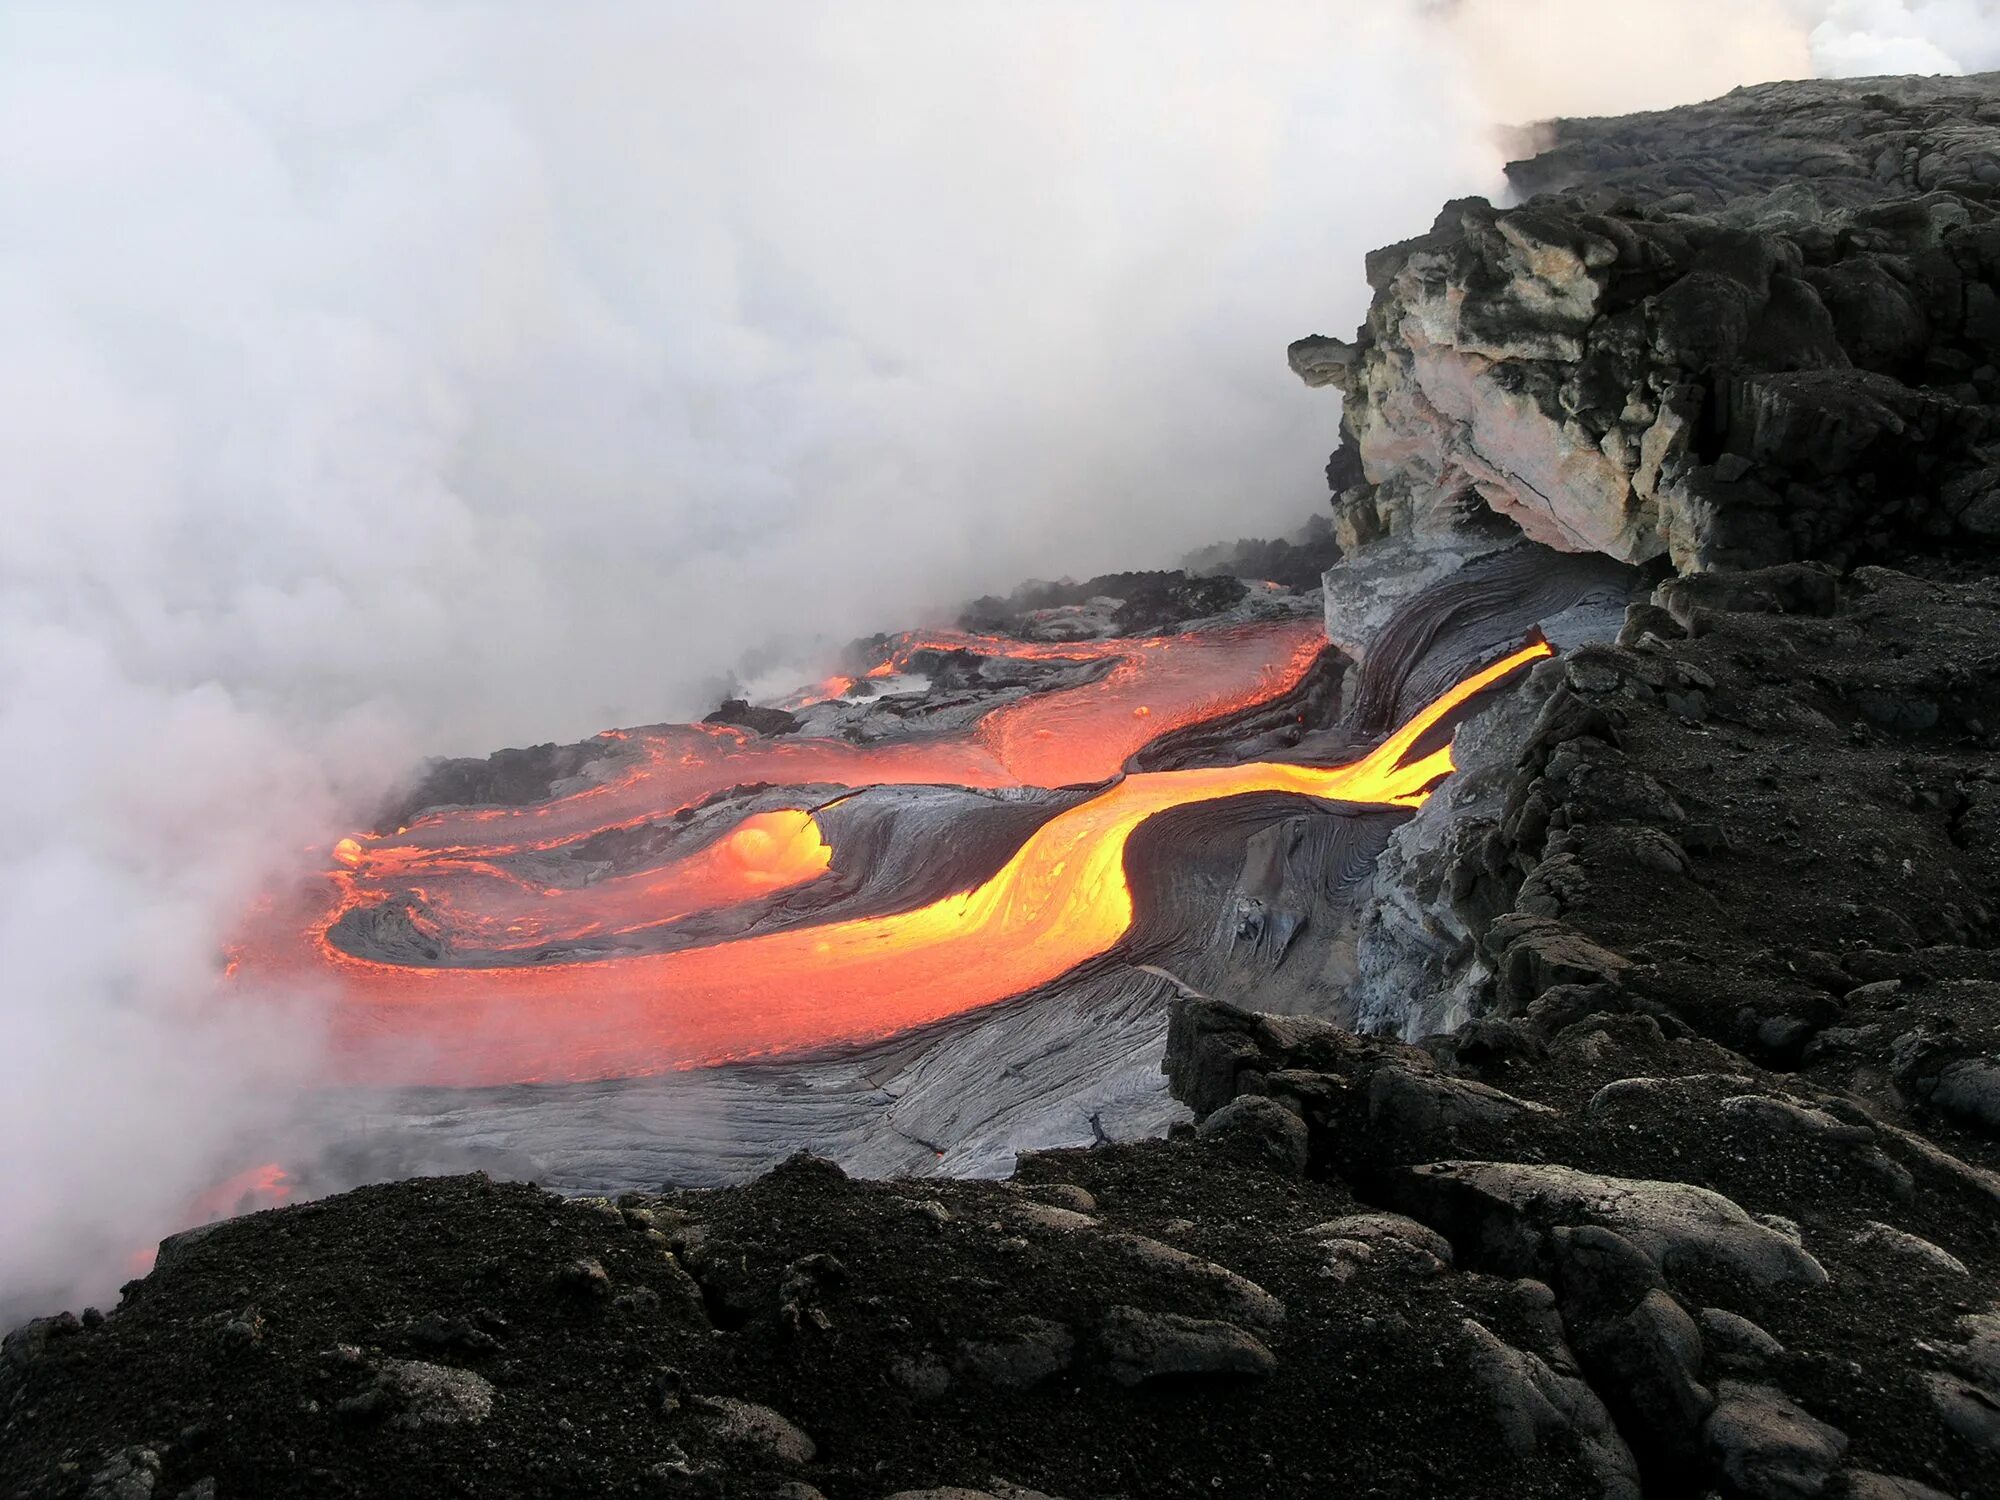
[235,636,1548,1087]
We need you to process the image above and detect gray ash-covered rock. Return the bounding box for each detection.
[1149,555,2000,1496]
[954,570,1248,640]
[955,521,1339,640]
[1293,72,2000,575]
[1504,74,2000,210]
[0,1152,1627,1500]
[705,699,802,737]
[375,734,647,833]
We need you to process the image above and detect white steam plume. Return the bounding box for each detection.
[1798,1,2000,75]
[0,0,1947,1315]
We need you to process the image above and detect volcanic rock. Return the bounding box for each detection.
[704,699,801,737]
[1851,1221,1969,1276]
[1194,1094,1310,1175]
[1703,1381,1850,1499]
[11,67,2000,1500]
[951,1317,1074,1390]
[686,1395,817,1466]
[1459,1318,1640,1500]
[1302,1212,1452,1264]
[373,1359,497,1429]
[1393,1161,1831,1289]
[1096,1307,1276,1386]
[83,1449,161,1500]
[1296,76,2000,575]
[1699,1307,1787,1372]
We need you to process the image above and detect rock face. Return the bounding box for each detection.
[1391,1161,1830,1289]
[1294,74,2000,573]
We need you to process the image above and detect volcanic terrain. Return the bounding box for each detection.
[7,71,2000,1500]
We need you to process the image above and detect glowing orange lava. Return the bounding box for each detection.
[236,634,1548,1086]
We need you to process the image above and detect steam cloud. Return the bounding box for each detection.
[1801,0,2000,76]
[0,1,1988,1315]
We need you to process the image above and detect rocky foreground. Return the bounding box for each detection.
[7,73,2000,1500]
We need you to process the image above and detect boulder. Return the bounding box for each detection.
[1097,1307,1275,1386]
[1460,1318,1640,1500]
[1196,1094,1311,1176]
[687,1395,816,1466]
[1852,1221,1968,1276]
[1392,1161,1829,1288]
[953,1319,1074,1391]
[1303,1213,1453,1264]
[375,1359,497,1429]
[1703,1382,1850,1498]
[1104,1234,1285,1328]
[1919,1373,2000,1459]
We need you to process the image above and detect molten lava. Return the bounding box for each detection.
[236,622,1548,1087]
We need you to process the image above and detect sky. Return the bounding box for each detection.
[1,0,1993,1315]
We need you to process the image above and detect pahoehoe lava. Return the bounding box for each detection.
[239,615,1548,1086]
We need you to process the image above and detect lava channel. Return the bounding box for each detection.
[235,635,1548,1087]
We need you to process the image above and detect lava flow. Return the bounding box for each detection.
[236,623,1547,1087]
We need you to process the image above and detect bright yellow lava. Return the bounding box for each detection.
[309,641,1550,1085]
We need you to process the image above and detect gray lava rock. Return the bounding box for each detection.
[85,1448,161,1500]
[1460,1318,1640,1500]
[1007,1200,1098,1235]
[1930,1057,2000,1133]
[1298,76,2000,577]
[1852,1221,1968,1276]
[953,1318,1074,1391]
[1703,1381,1849,1498]
[1303,1212,1453,1264]
[553,1256,612,1300]
[1104,1233,1285,1328]
[1013,1183,1097,1214]
[1699,1308,1787,1371]
[1948,1309,2000,1387]
[1393,1161,1829,1288]
[1367,1064,1557,1142]
[1578,1288,1714,1462]
[1097,1307,1275,1386]
[1921,1372,2000,1458]
[1839,1474,1955,1500]
[1487,915,1634,1012]
[889,1353,953,1399]
[1196,1094,1310,1175]
[1,1311,80,1404]
[688,1395,816,1465]
[377,1358,497,1429]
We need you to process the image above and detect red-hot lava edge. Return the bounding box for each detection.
[230,625,1550,1088]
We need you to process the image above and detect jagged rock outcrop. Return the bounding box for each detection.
[1159,552,2000,1498]
[1293,73,2000,574]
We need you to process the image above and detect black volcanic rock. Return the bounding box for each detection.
[0,1156,1626,1500]
[704,698,801,737]
[952,564,1248,636]
[1502,74,2000,209]
[1293,72,2000,573]
[13,73,2000,1500]
[377,737,637,829]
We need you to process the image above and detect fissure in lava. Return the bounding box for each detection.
[233,624,1549,1087]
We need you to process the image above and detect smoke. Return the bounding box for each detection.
[0,0,1970,1314]
[1799,1,2000,75]
[1429,2,1813,124]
